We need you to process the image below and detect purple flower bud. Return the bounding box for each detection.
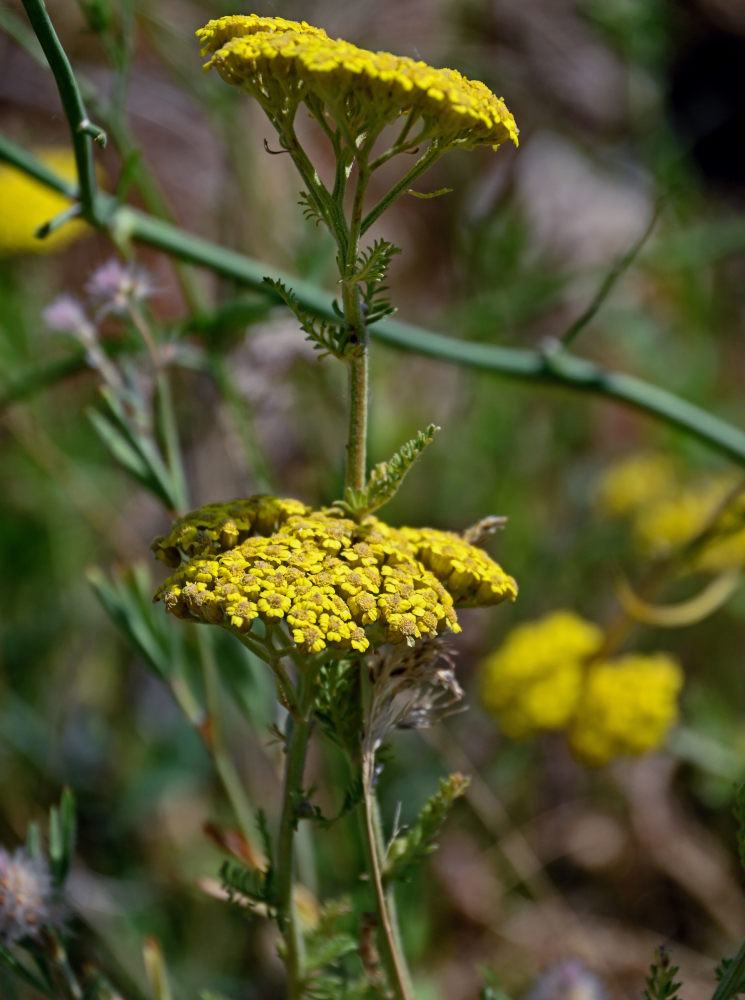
[42,295,89,334]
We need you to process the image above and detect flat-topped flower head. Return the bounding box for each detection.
[481,611,684,764]
[197,15,518,152]
[481,611,603,738]
[568,653,683,766]
[154,496,516,655]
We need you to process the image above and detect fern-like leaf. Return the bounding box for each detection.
[352,239,402,328]
[383,772,469,885]
[264,277,348,358]
[644,947,682,1000]
[340,424,439,518]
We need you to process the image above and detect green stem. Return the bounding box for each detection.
[361,143,443,234]
[20,0,102,221]
[341,147,376,491]
[711,938,745,1000]
[276,712,312,1000]
[5,138,745,468]
[361,760,415,1000]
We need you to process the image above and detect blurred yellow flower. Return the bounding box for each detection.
[633,476,745,571]
[594,452,678,519]
[481,612,684,764]
[480,611,602,738]
[568,653,683,766]
[0,149,89,255]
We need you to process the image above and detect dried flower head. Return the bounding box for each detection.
[153,496,517,655]
[197,15,518,152]
[364,637,463,756]
[0,848,59,943]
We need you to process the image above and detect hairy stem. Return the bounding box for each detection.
[361,759,415,1000]
[276,712,312,1000]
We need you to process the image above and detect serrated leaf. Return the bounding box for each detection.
[384,773,469,884]
[644,947,681,1000]
[264,277,348,358]
[353,239,401,288]
[306,934,358,972]
[340,424,439,518]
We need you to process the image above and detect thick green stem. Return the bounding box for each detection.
[361,760,415,1000]
[276,712,312,1000]
[341,149,375,491]
[5,138,745,468]
[20,0,102,221]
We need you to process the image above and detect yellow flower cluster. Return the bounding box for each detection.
[197,14,518,151]
[481,611,683,765]
[481,612,602,738]
[154,496,517,655]
[596,453,745,572]
[0,149,88,255]
[568,654,683,765]
[594,452,677,519]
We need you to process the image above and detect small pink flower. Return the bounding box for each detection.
[42,295,89,334]
[85,258,153,316]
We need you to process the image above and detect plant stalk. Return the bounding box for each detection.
[276,712,312,1000]
[361,759,415,1000]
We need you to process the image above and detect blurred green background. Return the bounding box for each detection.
[3,1,745,998]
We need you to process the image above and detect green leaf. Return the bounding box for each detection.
[315,660,363,758]
[384,773,470,885]
[305,934,358,973]
[340,424,439,518]
[0,943,53,996]
[644,947,681,1000]
[353,239,401,288]
[49,787,76,886]
[264,277,348,359]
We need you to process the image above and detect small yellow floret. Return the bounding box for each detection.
[568,653,683,766]
[0,149,89,255]
[480,611,602,738]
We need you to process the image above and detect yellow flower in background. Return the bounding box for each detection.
[480,612,684,764]
[594,452,678,519]
[0,149,88,255]
[632,476,745,571]
[568,653,683,766]
[480,611,602,738]
[596,453,745,572]
[153,496,517,655]
[197,15,518,152]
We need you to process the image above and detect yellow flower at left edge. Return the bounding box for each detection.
[0,149,92,255]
